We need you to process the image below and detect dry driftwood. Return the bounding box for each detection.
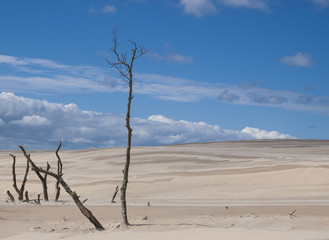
[19,145,104,231]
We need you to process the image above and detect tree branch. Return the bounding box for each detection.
[18,145,104,230]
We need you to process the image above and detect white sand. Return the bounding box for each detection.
[1,140,329,239]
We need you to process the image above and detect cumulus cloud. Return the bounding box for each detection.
[180,0,218,17]
[280,52,314,67]
[218,0,269,11]
[10,115,52,127]
[0,92,294,149]
[241,127,292,139]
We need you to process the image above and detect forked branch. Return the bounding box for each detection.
[9,154,29,201]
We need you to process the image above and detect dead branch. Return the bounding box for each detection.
[7,190,15,202]
[289,210,296,218]
[10,154,29,201]
[19,145,104,231]
[111,185,119,203]
[30,159,50,201]
[55,141,63,201]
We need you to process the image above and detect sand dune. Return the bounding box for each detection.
[1,140,329,239]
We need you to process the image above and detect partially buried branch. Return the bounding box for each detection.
[19,145,104,231]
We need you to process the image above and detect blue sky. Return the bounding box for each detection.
[0,0,329,149]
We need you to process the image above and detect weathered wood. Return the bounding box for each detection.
[7,190,15,202]
[55,141,63,201]
[19,145,104,231]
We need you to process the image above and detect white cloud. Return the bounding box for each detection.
[280,52,314,67]
[180,0,218,17]
[10,115,52,127]
[1,54,329,114]
[241,127,292,139]
[218,0,269,10]
[167,53,194,63]
[89,5,117,14]
[0,92,294,149]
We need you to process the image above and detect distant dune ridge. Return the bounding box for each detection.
[1,139,329,239]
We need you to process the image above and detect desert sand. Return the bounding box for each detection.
[1,140,329,239]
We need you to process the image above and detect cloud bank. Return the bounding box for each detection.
[0,92,294,150]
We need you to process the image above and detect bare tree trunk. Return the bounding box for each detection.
[25,191,29,203]
[10,154,29,201]
[120,75,133,225]
[55,141,63,201]
[108,28,147,226]
[19,145,104,231]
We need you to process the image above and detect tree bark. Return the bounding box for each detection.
[120,74,133,226]
[19,145,104,231]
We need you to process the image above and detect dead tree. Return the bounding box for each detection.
[55,141,63,201]
[19,145,104,231]
[9,154,29,201]
[107,28,148,226]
